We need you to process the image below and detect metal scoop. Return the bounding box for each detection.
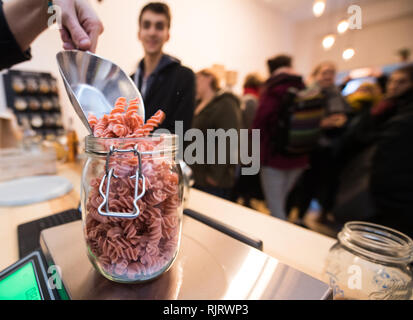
[56,50,145,133]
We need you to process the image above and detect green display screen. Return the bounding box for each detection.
[0,261,42,300]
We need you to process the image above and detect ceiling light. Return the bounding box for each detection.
[342,48,355,60]
[322,34,335,50]
[313,1,325,17]
[337,19,349,34]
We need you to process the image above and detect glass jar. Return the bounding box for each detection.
[179,160,194,209]
[324,221,413,300]
[81,134,183,283]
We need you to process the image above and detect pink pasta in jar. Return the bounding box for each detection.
[81,98,183,283]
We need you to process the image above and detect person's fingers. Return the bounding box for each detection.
[87,24,103,53]
[59,28,76,50]
[64,16,91,50]
[73,0,104,52]
[63,42,76,50]
[87,30,98,53]
[59,28,71,43]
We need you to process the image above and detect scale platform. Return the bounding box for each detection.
[40,216,332,300]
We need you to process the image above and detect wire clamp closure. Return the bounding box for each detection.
[98,145,146,218]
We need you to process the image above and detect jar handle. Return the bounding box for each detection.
[97,145,146,218]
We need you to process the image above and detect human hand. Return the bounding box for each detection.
[54,0,103,52]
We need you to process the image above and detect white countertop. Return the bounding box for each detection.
[187,189,336,282]
[0,163,336,284]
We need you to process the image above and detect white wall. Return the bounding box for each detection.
[293,0,413,78]
[14,0,294,138]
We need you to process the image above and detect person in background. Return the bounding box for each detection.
[312,62,350,131]
[131,2,195,134]
[346,82,382,115]
[191,69,242,200]
[252,55,308,220]
[286,61,350,226]
[240,73,263,129]
[385,65,413,99]
[230,73,264,207]
[376,74,389,96]
[1,0,103,70]
[331,65,413,238]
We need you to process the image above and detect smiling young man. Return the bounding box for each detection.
[132,2,195,134]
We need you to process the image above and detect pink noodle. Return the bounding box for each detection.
[85,97,180,280]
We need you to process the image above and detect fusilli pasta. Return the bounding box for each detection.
[85,97,181,281]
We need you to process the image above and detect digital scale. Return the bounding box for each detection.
[0,250,68,300]
[0,209,332,300]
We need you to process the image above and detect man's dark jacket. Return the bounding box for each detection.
[131,54,195,134]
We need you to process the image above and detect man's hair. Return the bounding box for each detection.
[267,55,292,74]
[139,2,172,29]
[197,69,220,92]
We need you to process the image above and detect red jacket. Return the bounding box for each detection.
[252,73,309,170]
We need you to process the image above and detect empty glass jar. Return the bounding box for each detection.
[81,134,183,283]
[324,221,413,300]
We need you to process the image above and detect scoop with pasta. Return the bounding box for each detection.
[87,97,165,138]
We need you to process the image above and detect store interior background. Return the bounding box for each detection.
[9,0,413,141]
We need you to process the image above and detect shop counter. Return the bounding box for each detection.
[0,162,335,287]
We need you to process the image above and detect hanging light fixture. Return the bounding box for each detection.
[342,48,355,60]
[337,19,349,34]
[313,0,326,17]
[322,34,336,50]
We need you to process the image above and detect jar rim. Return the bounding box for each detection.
[85,133,179,157]
[338,221,413,265]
